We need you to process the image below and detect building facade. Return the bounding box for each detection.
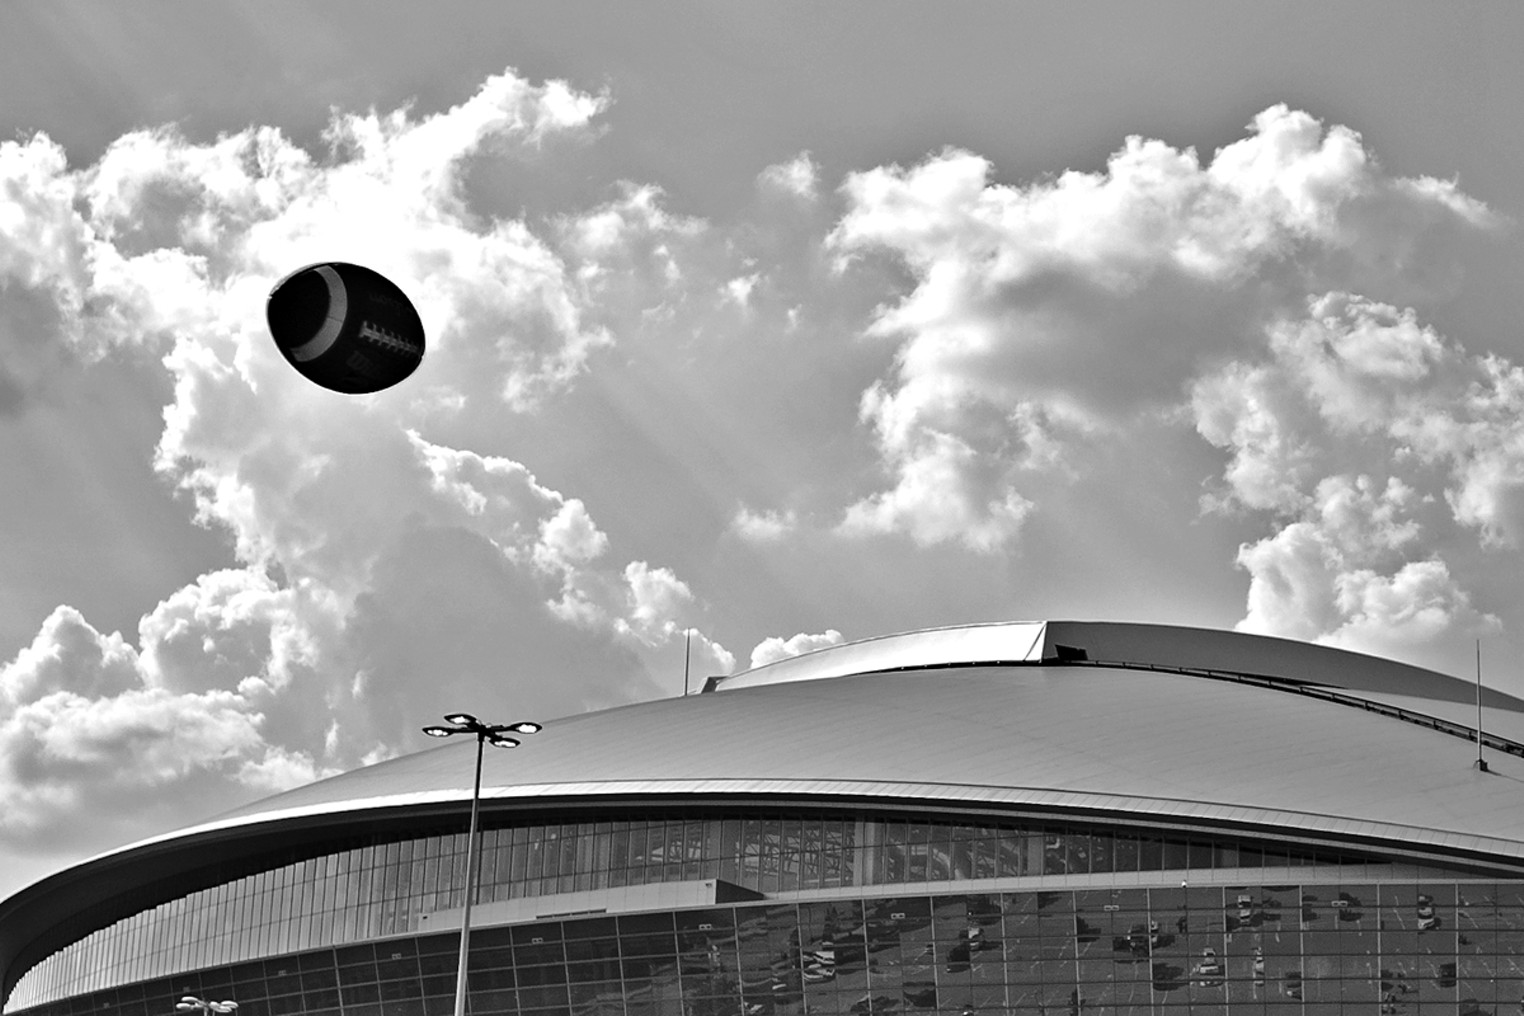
[5,620,1524,1016]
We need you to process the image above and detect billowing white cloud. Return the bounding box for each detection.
[136,568,322,696]
[749,629,845,670]
[0,68,735,859]
[1196,291,1516,652]
[0,605,326,851]
[814,104,1521,658]
[828,106,1496,553]
[837,423,1036,551]
[620,561,694,646]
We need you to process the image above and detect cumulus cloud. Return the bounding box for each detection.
[0,605,325,850]
[749,629,845,670]
[620,562,694,646]
[814,103,1521,657]
[828,105,1496,553]
[0,68,733,858]
[1196,292,1514,653]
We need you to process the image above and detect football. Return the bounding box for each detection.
[266,262,425,394]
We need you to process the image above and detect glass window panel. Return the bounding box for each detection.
[1041,829,1066,875]
[837,820,858,888]
[488,830,512,902]
[1066,831,1091,875]
[968,829,996,882]
[559,825,579,892]
[585,823,610,889]
[741,818,764,884]
[475,830,497,893]
[635,818,658,870]
[574,823,596,892]
[421,851,441,913]
[876,822,905,884]
[540,825,561,882]
[508,827,530,890]
[605,823,629,887]
[993,828,1030,877]
[1088,832,1114,874]
[714,818,739,884]
[1110,834,1139,874]
[633,820,656,868]
[757,824,782,895]
[903,822,929,885]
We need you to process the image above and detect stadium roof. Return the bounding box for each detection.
[191,620,1524,860]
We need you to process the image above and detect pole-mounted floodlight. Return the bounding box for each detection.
[424,714,541,747]
[176,998,238,1015]
[421,713,541,1016]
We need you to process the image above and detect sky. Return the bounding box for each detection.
[3,0,1524,897]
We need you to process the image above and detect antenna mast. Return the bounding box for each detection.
[1476,639,1489,772]
[683,628,693,696]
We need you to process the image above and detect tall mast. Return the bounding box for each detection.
[1476,639,1489,773]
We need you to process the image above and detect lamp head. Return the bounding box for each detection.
[421,726,455,738]
[443,712,477,726]
[486,735,521,748]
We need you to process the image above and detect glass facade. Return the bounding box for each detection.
[6,813,1471,1011]
[13,882,1524,1016]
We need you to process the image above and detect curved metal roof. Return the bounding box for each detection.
[716,620,1522,706]
[6,620,1524,999]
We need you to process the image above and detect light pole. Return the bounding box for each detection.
[422,713,541,1016]
[175,997,237,1016]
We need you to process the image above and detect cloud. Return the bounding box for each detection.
[837,423,1036,551]
[1195,291,1517,652]
[0,605,325,851]
[620,561,694,646]
[0,68,733,858]
[731,506,798,542]
[724,272,760,309]
[1236,520,1495,659]
[1,607,140,705]
[827,106,1497,554]
[135,568,320,696]
[758,153,820,201]
[748,629,845,670]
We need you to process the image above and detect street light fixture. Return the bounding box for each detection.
[175,998,237,1015]
[422,713,541,1016]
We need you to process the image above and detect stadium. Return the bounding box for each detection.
[5,618,1524,1016]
